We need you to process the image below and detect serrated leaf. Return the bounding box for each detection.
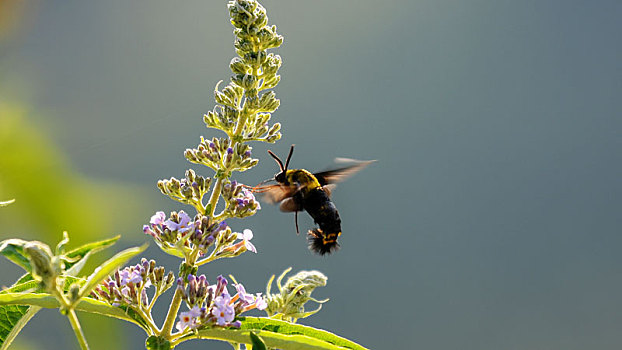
[0,278,47,349]
[0,305,40,350]
[0,274,91,349]
[190,317,367,350]
[0,239,32,272]
[78,244,147,300]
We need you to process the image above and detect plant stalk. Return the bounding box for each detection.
[67,308,90,350]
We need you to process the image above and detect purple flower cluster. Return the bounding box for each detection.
[221,180,261,218]
[236,188,261,211]
[143,211,229,255]
[143,210,193,239]
[175,274,266,332]
[92,259,173,308]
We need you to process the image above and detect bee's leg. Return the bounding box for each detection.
[295,211,300,235]
[279,197,303,235]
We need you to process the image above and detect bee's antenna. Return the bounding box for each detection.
[284,144,295,171]
[267,150,284,172]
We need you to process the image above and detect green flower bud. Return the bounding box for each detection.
[264,268,328,322]
[181,185,194,199]
[69,283,81,303]
[24,242,58,290]
[262,75,280,90]
[222,84,240,102]
[242,74,257,90]
[234,39,254,55]
[185,169,196,183]
[215,90,235,107]
[231,73,245,88]
[230,57,249,74]
[268,122,281,135]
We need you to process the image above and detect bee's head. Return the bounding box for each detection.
[275,171,286,184]
[267,145,295,185]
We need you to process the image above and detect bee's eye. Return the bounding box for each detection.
[275,173,286,184]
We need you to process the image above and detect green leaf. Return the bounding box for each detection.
[116,305,151,332]
[0,258,149,350]
[64,235,120,260]
[0,293,148,331]
[250,332,267,350]
[78,244,147,300]
[0,239,32,272]
[64,235,120,276]
[0,278,45,350]
[189,317,367,350]
[145,335,171,350]
[0,304,39,350]
[0,274,95,349]
[154,241,185,259]
[0,236,120,278]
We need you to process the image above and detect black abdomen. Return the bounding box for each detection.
[302,187,341,255]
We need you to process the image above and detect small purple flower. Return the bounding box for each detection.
[227,147,234,155]
[176,306,202,332]
[119,268,143,286]
[234,283,255,305]
[164,211,192,233]
[234,283,267,311]
[237,229,257,253]
[255,295,268,310]
[205,235,215,245]
[141,288,149,307]
[211,293,235,326]
[218,221,228,231]
[214,275,229,297]
[150,211,167,225]
[238,188,260,210]
[143,225,156,237]
[120,286,131,299]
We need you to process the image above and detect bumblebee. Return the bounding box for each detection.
[256,145,373,255]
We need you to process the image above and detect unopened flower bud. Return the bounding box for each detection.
[24,242,57,289]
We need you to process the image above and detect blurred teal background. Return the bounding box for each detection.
[1,0,621,349]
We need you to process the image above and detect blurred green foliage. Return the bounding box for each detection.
[0,102,154,349]
[0,102,150,243]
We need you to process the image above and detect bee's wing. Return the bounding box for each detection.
[279,197,303,212]
[323,184,337,197]
[313,159,376,186]
[260,184,298,204]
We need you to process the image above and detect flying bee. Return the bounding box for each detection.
[254,145,374,255]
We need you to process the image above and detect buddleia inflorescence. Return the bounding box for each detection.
[149,0,283,267]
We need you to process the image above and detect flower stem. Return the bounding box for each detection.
[67,309,90,350]
[159,287,184,338]
[136,307,160,335]
[206,177,224,217]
